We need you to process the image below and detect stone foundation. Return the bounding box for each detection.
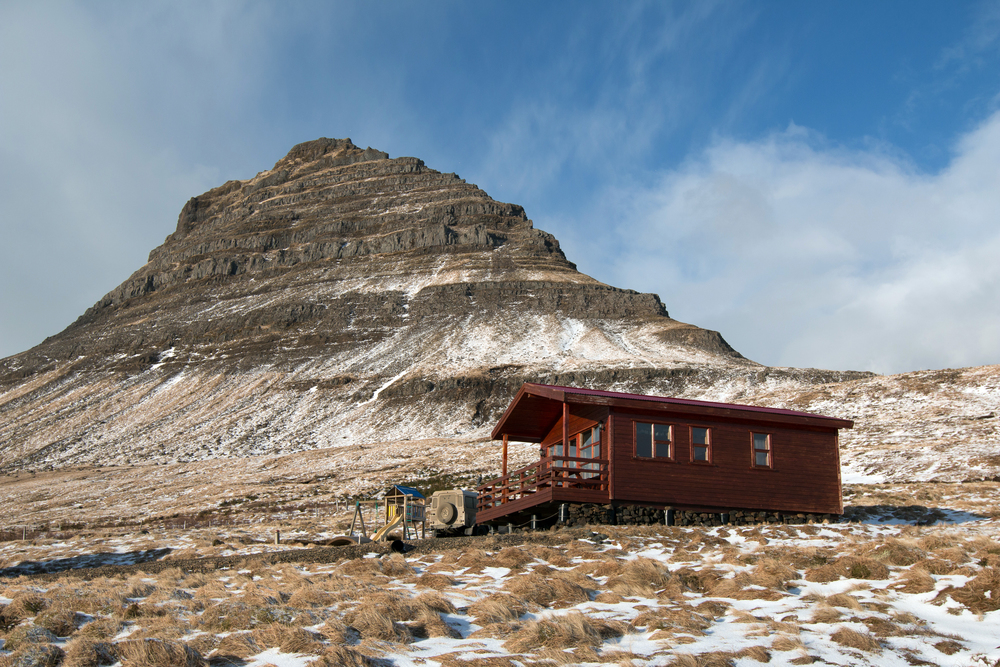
[559,503,835,528]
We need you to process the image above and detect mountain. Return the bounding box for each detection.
[0,138,994,487]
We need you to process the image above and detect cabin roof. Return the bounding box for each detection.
[491,382,854,442]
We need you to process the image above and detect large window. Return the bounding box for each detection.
[752,433,771,468]
[691,427,711,462]
[579,425,602,477]
[580,425,601,460]
[635,422,672,459]
[547,425,601,469]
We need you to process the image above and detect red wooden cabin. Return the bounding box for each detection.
[476,383,853,526]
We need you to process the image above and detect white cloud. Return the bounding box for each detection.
[601,113,1000,374]
[0,2,274,357]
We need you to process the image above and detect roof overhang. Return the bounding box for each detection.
[491,382,854,442]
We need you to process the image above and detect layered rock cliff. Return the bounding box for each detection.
[0,138,871,470]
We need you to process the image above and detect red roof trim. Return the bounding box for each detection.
[532,383,849,423]
[491,382,854,441]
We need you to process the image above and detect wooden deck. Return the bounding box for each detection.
[476,455,610,524]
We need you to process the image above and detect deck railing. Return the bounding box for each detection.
[476,456,609,513]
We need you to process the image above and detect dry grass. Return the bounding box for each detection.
[415,572,456,590]
[35,607,78,637]
[413,591,457,615]
[861,617,905,637]
[805,556,890,582]
[339,558,385,578]
[410,607,461,639]
[381,553,415,577]
[503,571,590,608]
[435,656,520,667]
[344,604,412,643]
[504,611,629,653]
[213,631,262,659]
[892,567,936,593]
[933,639,965,655]
[468,594,528,624]
[115,638,206,667]
[771,635,805,652]
[943,565,1000,612]
[198,598,296,632]
[667,652,737,666]
[310,644,376,666]
[824,593,862,610]
[494,546,536,570]
[749,557,798,589]
[0,644,65,667]
[3,625,59,651]
[830,626,882,653]
[526,546,572,567]
[633,605,712,635]
[250,623,326,654]
[2,519,998,667]
[604,557,675,597]
[736,646,771,662]
[809,605,841,624]
[61,637,116,667]
[6,592,48,621]
[856,538,926,566]
[286,583,335,608]
[77,618,123,641]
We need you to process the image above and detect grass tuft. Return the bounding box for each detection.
[830,626,881,653]
[503,571,590,608]
[62,636,116,667]
[504,611,628,653]
[468,594,527,624]
[114,638,206,667]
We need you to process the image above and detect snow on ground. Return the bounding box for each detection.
[1,511,1000,666]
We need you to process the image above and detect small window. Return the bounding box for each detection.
[635,422,672,459]
[753,433,771,468]
[692,427,711,462]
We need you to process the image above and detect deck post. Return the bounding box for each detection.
[502,434,509,505]
[502,434,508,478]
[562,402,568,452]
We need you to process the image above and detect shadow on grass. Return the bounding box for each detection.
[0,547,173,577]
[843,504,988,525]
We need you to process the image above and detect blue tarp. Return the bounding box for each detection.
[390,484,425,499]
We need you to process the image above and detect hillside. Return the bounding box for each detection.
[0,137,997,492]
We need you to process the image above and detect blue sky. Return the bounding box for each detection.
[2,1,999,373]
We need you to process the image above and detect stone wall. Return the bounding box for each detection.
[558,502,835,528]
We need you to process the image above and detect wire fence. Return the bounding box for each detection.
[0,500,362,543]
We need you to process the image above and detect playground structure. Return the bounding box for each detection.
[330,485,426,545]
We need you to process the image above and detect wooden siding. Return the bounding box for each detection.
[479,383,849,524]
[540,405,608,447]
[608,407,842,514]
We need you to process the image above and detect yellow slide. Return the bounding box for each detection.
[371,513,403,541]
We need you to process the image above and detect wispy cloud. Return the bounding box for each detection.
[0,2,275,355]
[598,112,1000,374]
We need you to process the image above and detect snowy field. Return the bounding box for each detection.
[1,506,999,666]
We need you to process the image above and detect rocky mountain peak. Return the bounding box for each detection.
[0,138,872,472]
